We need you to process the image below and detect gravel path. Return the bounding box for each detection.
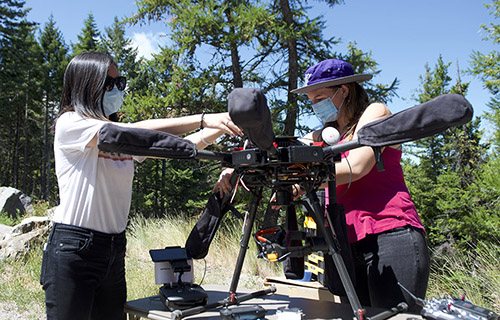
[0,301,40,320]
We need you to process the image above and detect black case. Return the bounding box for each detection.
[159,284,208,311]
[219,305,267,320]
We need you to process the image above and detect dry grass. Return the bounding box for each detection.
[0,245,45,319]
[2,210,499,317]
[427,242,500,313]
[0,212,283,318]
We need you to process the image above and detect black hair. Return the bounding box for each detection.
[58,51,118,120]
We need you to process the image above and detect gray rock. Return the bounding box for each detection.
[0,224,13,241]
[45,206,57,220]
[0,216,51,260]
[11,216,51,236]
[0,187,34,219]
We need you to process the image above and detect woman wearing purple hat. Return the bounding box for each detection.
[293,58,430,313]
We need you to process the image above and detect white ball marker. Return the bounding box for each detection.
[321,127,340,145]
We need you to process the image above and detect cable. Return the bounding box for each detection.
[198,258,207,286]
[337,152,352,197]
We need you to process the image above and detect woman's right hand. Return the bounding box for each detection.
[203,112,243,137]
[212,168,235,197]
[270,184,305,210]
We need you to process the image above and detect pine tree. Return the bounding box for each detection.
[101,16,139,82]
[124,0,400,218]
[72,13,102,56]
[129,0,272,103]
[467,0,500,248]
[469,0,500,151]
[403,56,491,249]
[129,0,398,136]
[38,14,69,202]
[0,0,43,195]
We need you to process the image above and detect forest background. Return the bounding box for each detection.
[1,0,500,302]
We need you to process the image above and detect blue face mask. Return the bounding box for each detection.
[312,89,342,125]
[102,87,124,116]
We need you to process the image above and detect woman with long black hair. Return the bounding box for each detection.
[40,51,241,320]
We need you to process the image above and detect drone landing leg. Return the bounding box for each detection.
[170,287,276,320]
[172,186,275,319]
[305,190,366,320]
[228,186,263,301]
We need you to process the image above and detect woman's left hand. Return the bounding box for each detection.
[212,168,235,197]
[203,112,243,137]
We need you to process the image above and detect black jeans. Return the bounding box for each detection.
[351,226,430,314]
[40,223,127,320]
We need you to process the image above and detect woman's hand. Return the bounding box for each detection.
[270,184,305,210]
[212,168,235,197]
[203,112,243,137]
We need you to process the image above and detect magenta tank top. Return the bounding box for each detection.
[336,146,424,243]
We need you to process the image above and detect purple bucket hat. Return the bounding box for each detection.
[291,59,372,94]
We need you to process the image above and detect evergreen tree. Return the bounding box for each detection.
[19,25,43,196]
[467,0,500,249]
[269,0,340,135]
[38,14,69,202]
[0,0,27,98]
[119,49,217,217]
[72,13,102,56]
[129,0,273,103]
[0,1,26,186]
[129,0,398,136]
[469,0,500,151]
[0,0,25,42]
[409,56,454,181]
[403,56,491,249]
[101,16,139,82]
[0,0,43,196]
[124,0,400,218]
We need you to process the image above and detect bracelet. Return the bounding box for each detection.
[200,129,211,145]
[200,112,205,130]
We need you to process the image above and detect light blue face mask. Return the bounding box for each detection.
[312,89,342,125]
[102,87,124,116]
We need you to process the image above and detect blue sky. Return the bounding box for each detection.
[24,0,497,132]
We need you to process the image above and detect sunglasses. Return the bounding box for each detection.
[105,76,127,91]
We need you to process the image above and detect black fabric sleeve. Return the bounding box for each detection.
[228,88,275,152]
[97,123,197,159]
[357,94,473,147]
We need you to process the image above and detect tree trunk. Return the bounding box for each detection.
[42,94,49,200]
[47,136,52,201]
[24,76,29,193]
[280,0,299,136]
[13,104,20,189]
[225,6,243,88]
[229,41,243,88]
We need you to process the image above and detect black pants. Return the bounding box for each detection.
[40,223,127,320]
[351,226,430,314]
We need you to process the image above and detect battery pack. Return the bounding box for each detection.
[219,305,266,320]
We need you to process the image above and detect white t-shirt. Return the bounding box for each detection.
[53,112,135,234]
